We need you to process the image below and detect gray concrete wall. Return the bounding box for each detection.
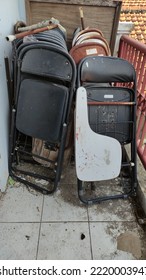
[0,0,25,191]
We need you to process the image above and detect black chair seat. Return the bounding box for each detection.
[16,79,68,142]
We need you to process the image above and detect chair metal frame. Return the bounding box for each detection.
[76,56,137,204]
[9,42,76,194]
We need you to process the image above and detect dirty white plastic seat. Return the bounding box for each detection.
[75,86,122,182]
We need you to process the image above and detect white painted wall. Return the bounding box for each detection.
[113,22,134,57]
[0,0,25,191]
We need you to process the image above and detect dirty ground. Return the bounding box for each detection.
[0,161,146,260]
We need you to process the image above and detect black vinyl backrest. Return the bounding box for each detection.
[84,85,135,144]
[19,44,75,83]
[78,56,136,84]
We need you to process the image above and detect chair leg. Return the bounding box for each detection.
[77,178,132,205]
[54,123,68,187]
[9,108,16,174]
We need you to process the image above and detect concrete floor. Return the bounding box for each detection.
[0,162,146,260]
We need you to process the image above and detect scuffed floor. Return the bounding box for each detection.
[0,163,146,260]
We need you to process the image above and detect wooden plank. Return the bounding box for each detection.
[25,0,121,7]
[25,0,31,24]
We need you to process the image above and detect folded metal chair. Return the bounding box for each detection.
[9,43,76,194]
[72,28,104,47]
[75,56,137,204]
[70,41,110,65]
[11,29,68,103]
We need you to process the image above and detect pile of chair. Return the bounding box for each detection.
[8,26,76,194]
[69,27,111,64]
[69,21,137,205]
[6,18,137,205]
[75,56,137,204]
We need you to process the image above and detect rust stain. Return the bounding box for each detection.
[76,127,81,140]
[76,132,79,140]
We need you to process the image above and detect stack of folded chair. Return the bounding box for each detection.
[69,27,111,64]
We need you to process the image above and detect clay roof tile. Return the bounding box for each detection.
[120,1,146,44]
